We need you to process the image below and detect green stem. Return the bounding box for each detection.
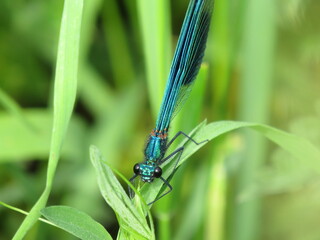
[232,0,276,240]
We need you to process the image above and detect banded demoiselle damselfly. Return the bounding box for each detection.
[130,0,213,204]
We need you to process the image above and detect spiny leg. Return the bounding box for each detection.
[148,176,173,205]
[160,146,184,167]
[166,131,208,150]
[151,132,208,204]
[148,147,184,205]
[162,130,208,171]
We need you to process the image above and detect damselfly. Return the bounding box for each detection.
[130,0,213,204]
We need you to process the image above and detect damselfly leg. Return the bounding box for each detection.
[128,174,138,199]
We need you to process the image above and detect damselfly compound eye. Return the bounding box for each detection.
[133,164,140,175]
[154,167,162,178]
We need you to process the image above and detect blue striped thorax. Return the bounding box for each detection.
[133,129,167,182]
[144,129,168,162]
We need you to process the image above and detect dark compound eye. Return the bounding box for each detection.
[133,163,140,175]
[154,167,162,178]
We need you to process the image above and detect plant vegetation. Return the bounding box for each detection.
[0,0,319,239]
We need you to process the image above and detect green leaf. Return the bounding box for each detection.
[12,0,84,239]
[140,120,320,204]
[41,206,112,240]
[90,145,152,239]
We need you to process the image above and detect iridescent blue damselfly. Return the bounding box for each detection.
[129,0,213,204]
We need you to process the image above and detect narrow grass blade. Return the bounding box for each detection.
[79,65,114,118]
[209,0,231,118]
[76,0,114,119]
[0,201,54,226]
[235,1,276,237]
[0,109,85,162]
[12,0,83,239]
[41,206,112,240]
[0,88,34,130]
[102,0,135,87]
[173,164,208,240]
[136,0,171,118]
[78,0,103,59]
[205,144,228,240]
[90,145,152,239]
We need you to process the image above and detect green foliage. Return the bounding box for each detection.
[0,0,319,240]
[137,0,171,117]
[41,206,112,240]
[90,145,154,240]
[2,0,84,239]
[0,110,85,162]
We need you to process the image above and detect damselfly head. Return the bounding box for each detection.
[133,163,162,183]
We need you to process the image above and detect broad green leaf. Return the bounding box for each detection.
[140,120,320,204]
[41,206,112,240]
[90,145,152,239]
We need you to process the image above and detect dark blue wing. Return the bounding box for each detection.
[155,0,213,131]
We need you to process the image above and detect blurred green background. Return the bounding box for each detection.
[1,0,320,239]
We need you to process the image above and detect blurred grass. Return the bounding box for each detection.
[137,0,171,117]
[232,0,276,240]
[0,0,320,239]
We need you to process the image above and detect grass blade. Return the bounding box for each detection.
[102,0,136,87]
[0,201,55,226]
[0,88,34,130]
[136,0,171,117]
[12,0,83,238]
[173,164,208,240]
[234,0,276,237]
